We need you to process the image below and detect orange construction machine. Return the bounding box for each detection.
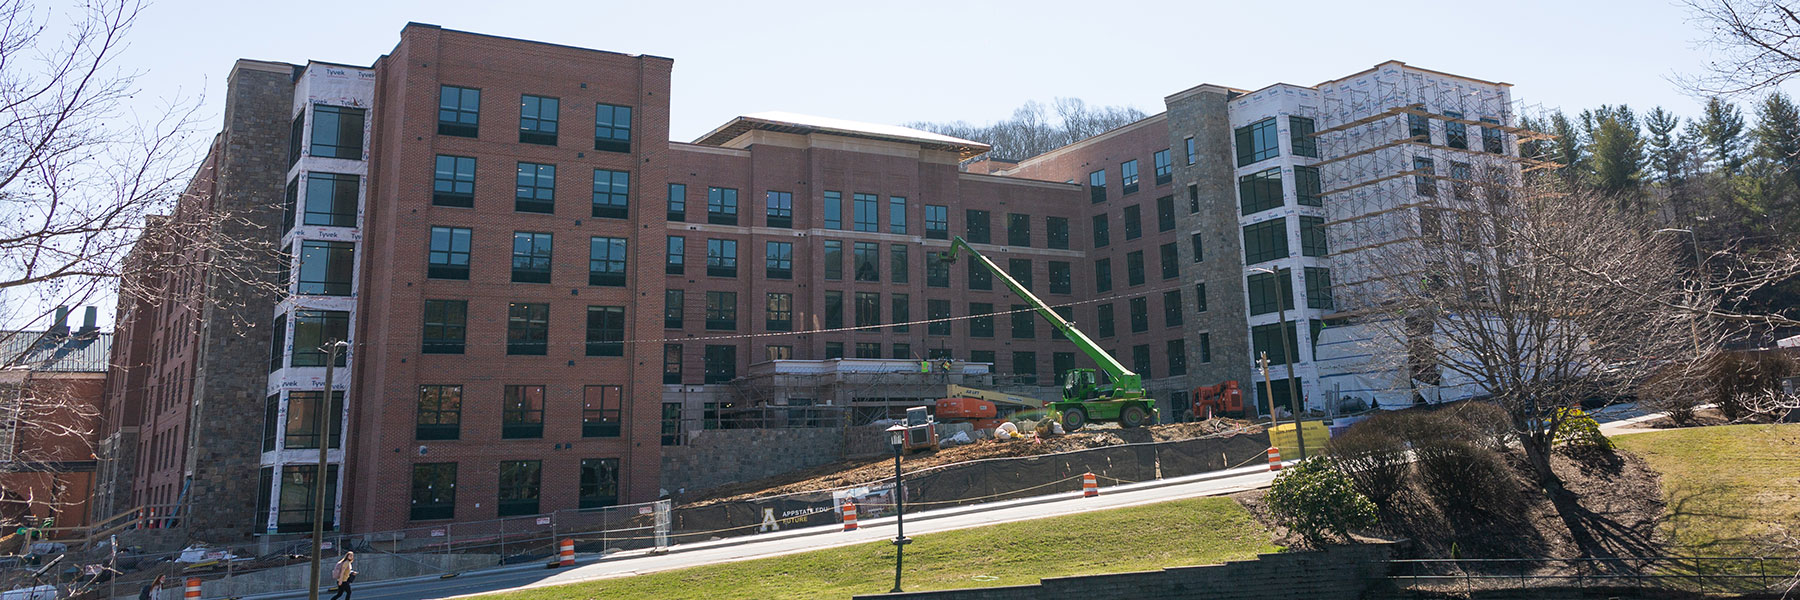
[934,385,1046,431]
[1191,380,1246,419]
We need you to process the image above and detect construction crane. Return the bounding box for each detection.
[941,236,1156,430]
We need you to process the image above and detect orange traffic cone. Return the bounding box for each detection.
[841,501,858,531]
[1267,446,1283,471]
[1082,472,1099,497]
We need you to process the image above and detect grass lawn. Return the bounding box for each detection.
[478,496,1279,600]
[1614,423,1800,556]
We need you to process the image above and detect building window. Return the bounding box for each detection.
[1054,352,1076,382]
[594,103,632,152]
[925,204,949,239]
[507,302,549,355]
[1242,218,1288,265]
[1409,112,1430,141]
[824,191,843,229]
[310,104,365,159]
[969,302,994,338]
[579,458,620,508]
[704,344,736,383]
[1126,250,1145,286]
[1156,195,1176,232]
[1414,156,1437,196]
[663,344,683,384]
[1129,297,1149,333]
[1199,332,1212,363]
[1159,243,1179,280]
[290,112,303,166]
[1121,160,1140,195]
[1011,304,1035,339]
[766,292,793,331]
[707,187,738,225]
[269,315,286,372]
[1238,167,1283,215]
[519,95,559,145]
[416,385,462,440]
[297,240,354,295]
[586,305,625,356]
[825,341,843,359]
[889,196,907,234]
[766,191,793,228]
[1481,117,1504,154]
[1095,258,1113,293]
[1167,339,1187,376]
[1451,161,1474,200]
[1191,232,1204,263]
[965,209,991,243]
[891,294,910,333]
[1305,267,1335,310]
[1008,258,1032,290]
[1123,205,1142,240]
[968,260,992,290]
[1294,166,1322,207]
[890,245,908,284]
[1163,289,1183,327]
[705,291,737,330]
[1188,183,1200,214]
[851,342,878,359]
[766,241,793,279]
[1153,149,1173,185]
[1445,110,1468,149]
[854,292,881,327]
[1132,345,1152,379]
[926,252,949,287]
[1007,213,1031,247]
[1046,216,1069,249]
[590,169,630,219]
[1234,117,1278,166]
[438,85,480,137]
[824,240,843,280]
[970,350,995,366]
[928,299,950,336]
[891,343,911,359]
[664,289,683,329]
[854,242,879,282]
[511,232,553,283]
[769,345,793,360]
[1300,216,1328,257]
[501,385,545,439]
[661,402,682,444]
[410,463,456,521]
[851,193,878,232]
[302,172,358,227]
[432,155,476,207]
[583,386,623,438]
[1290,116,1317,158]
[291,310,349,366]
[1092,214,1110,247]
[1247,268,1295,316]
[1049,261,1072,294]
[515,162,556,214]
[276,464,338,533]
[283,391,344,449]
[1012,351,1038,385]
[668,183,686,222]
[1195,283,1208,313]
[666,236,685,275]
[1251,322,1299,366]
[589,237,628,286]
[706,238,737,278]
[497,460,541,516]
[824,290,843,329]
[428,226,471,280]
[1088,169,1107,203]
[422,300,466,354]
[1096,303,1115,338]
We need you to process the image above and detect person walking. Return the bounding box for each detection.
[138,574,166,600]
[327,552,357,600]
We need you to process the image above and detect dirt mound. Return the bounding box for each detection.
[682,419,1255,506]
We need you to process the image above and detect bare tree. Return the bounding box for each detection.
[1683,0,1800,96]
[907,97,1147,160]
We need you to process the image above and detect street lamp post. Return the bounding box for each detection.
[1248,267,1305,460]
[1655,228,1705,362]
[884,424,910,594]
[307,340,348,600]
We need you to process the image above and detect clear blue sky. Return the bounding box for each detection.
[117,0,1779,142]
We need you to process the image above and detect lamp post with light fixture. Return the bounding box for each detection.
[1247,266,1304,460]
[885,423,910,593]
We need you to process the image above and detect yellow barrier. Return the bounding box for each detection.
[1267,421,1331,459]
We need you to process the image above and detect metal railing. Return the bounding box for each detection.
[1384,556,1800,596]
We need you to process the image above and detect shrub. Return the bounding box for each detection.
[1265,458,1379,547]
[1414,439,1514,514]
[1554,407,1613,451]
[1709,352,1798,420]
[1447,401,1513,452]
[1325,425,1411,508]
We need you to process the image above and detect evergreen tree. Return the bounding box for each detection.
[1697,97,1747,173]
[1547,111,1585,180]
[1644,107,1689,185]
[1583,105,1645,197]
[1752,91,1800,188]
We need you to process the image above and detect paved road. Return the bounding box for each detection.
[243,463,1283,600]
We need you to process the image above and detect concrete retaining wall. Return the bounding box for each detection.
[198,553,497,598]
[660,425,890,496]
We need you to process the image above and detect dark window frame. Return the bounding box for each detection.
[438,85,480,138]
[519,94,559,145]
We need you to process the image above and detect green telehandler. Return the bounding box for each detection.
[942,236,1157,430]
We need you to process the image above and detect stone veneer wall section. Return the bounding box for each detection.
[1165,86,1257,403]
[660,424,892,497]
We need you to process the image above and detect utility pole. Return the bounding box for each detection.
[1250,266,1306,460]
[307,340,347,600]
[1259,353,1278,450]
